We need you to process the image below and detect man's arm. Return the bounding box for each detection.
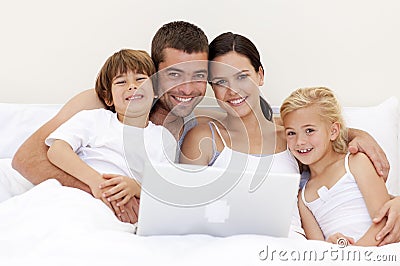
[12,89,105,192]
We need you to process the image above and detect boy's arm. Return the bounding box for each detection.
[47,139,111,209]
[12,89,104,192]
[349,153,391,246]
[47,140,104,190]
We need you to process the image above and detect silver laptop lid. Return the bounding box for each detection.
[137,162,300,237]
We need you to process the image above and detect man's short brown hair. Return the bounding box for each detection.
[151,21,208,71]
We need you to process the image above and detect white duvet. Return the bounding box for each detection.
[0,179,399,266]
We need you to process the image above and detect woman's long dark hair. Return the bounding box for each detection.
[208,32,273,121]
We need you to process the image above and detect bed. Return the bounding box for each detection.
[0,99,399,265]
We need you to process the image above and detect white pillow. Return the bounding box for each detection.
[0,99,398,195]
[0,103,61,159]
[343,97,399,196]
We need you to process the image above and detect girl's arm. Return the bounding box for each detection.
[347,128,389,180]
[297,193,325,241]
[349,153,391,246]
[47,139,111,208]
[180,124,214,165]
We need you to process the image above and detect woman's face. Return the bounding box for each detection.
[209,51,264,118]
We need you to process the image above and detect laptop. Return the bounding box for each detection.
[136,162,300,237]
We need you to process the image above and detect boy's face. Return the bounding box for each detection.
[155,48,208,118]
[110,70,154,123]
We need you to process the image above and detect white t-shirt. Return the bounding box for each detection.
[45,109,176,183]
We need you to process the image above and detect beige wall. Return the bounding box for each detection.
[1,0,399,107]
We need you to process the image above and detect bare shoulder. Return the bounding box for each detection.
[180,120,215,164]
[349,152,372,165]
[185,122,213,141]
[348,152,376,177]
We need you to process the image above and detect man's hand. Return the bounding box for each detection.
[111,197,140,224]
[373,196,400,246]
[102,173,140,224]
[348,129,390,180]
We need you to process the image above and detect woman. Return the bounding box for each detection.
[180,32,305,238]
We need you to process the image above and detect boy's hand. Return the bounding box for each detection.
[100,174,141,206]
[89,179,113,211]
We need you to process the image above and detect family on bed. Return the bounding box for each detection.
[9,21,400,246]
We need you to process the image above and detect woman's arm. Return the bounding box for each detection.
[12,89,104,192]
[349,153,391,246]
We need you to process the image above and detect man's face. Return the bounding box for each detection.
[156,48,208,118]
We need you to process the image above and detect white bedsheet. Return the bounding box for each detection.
[0,179,399,266]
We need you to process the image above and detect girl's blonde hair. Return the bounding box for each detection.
[280,87,348,154]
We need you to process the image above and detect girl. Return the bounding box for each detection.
[280,87,390,246]
[46,49,176,214]
[180,32,305,238]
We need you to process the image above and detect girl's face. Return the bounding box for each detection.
[283,105,340,166]
[209,52,264,118]
[109,70,154,122]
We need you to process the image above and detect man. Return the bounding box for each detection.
[11,21,400,245]
[149,21,208,146]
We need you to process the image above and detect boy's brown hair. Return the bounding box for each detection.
[95,49,156,112]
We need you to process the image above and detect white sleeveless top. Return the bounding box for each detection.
[301,153,372,241]
[208,122,304,238]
